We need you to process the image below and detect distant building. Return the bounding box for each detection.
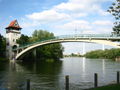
[6,20,22,59]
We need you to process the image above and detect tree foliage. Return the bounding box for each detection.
[30,30,64,60]
[0,34,6,58]
[30,30,54,41]
[108,0,120,36]
[17,34,30,45]
[85,48,120,59]
[18,30,64,60]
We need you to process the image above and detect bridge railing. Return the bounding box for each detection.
[13,37,56,50]
[13,34,120,51]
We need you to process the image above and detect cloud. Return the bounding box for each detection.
[26,9,71,23]
[21,0,113,36]
[25,0,111,24]
[92,20,113,26]
[54,0,111,16]
[91,20,113,34]
[52,20,98,35]
[54,2,85,12]
[54,20,91,30]
[52,19,113,35]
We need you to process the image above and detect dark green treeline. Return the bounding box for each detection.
[17,30,64,61]
[0,34,6,61]
[85,48,120,59]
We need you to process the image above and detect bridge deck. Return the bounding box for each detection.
[14,34,120,50]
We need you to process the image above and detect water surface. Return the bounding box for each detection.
[0,57,120,90]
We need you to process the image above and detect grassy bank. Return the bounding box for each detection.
[88,84,120,90]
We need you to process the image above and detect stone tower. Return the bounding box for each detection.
[5,20,22,60]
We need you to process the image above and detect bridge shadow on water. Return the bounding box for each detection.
[5,59,64,90]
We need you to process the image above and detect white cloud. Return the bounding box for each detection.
[54,2,85,12]
[25,0,111,26]
[53,19,113,35]
[71,13,87,18]
[21,0,113,36]
[26,10,71,23]
[54,0,111,15]
[92,20,113,26]
[98,9,109,16]
[94,28,112,34]
[54,20,91,31]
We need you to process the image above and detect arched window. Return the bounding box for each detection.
[12,45,17,49]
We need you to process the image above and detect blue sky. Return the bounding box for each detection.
[0,0,116,54]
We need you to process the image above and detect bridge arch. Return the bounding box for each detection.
[15,39,120,60]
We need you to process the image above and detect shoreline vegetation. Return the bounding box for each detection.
[85,48,120,60]
[64,53,82,57]
[64,48,120,61]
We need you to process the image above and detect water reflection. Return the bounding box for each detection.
[82,57,86,73]
[18,59,63,90]
[0,57,120,90]
[102,59,105,75]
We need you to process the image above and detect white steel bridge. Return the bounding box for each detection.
[14,34,120,60]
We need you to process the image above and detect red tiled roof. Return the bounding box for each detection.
[6,20,22,29]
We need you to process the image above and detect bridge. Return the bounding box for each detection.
[14,34,120,60]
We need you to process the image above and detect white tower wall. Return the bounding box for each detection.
[6,20,21,60]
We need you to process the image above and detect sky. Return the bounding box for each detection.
[0,0,116,54]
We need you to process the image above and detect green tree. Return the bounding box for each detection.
[85,48,120,60]
[31,30,64,60]
[17,34,30,46]
[0,34,6,58]
[108,0,120,36]
[30,30,54,41]
[22,30,64,60]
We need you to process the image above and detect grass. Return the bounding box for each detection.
[89,84,120,90]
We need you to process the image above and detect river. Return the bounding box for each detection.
[0,57,120,90]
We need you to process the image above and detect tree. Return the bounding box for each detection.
[31,30,64,60]
[0,34,6,58]
[108,0,120,36]
[17,34,30,46]
[85,48,120,59]
[30,30,54,41]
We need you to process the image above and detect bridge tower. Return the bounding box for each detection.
[5,20,22,60]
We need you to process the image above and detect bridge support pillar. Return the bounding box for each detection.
[102,44,105,51]
[82,43,85,55]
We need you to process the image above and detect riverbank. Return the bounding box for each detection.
[85,48,120,60]
[87,84,120,90]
